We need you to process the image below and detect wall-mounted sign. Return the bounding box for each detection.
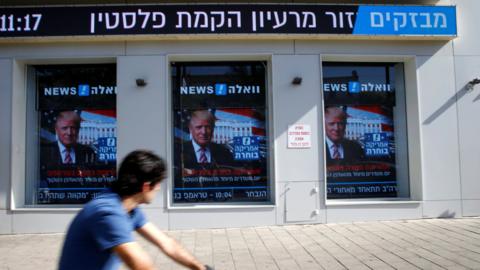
[288,124,312,149]
[0,5,456,39]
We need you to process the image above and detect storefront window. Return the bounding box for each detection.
[322,62,409,199]
[26,64,117,205]
[171,61,270,204]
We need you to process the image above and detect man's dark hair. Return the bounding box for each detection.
[189,110,216,127]
[111,150,166,197]
[55,110,81,129]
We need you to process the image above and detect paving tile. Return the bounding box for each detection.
[400,256,446,270]
[254,261,280,270]
[1,218,480,269]
[444,265,472,270]
[274,258,301,270]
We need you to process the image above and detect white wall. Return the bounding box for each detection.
[272,55,324,224]
[452,0,480,216]
[416,52,462,218]
[0,59,12,211]
[0,59,13,233]
[1,0,479,233]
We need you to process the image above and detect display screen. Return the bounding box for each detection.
[323,62,402,199]
[36,64,116,204]
[172,62,270,203]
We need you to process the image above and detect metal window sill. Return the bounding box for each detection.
[11,206,82,212]
[326,199,421,206]
[168,204,276,210]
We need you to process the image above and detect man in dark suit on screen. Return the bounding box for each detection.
[182,110,233,169]
[324,106,364,163]
[42,110,96,167]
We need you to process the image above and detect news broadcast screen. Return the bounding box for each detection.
[323,62,401,199]
[171,62,270,203]
[36,64,116,204]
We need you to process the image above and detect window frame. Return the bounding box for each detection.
[320,55,423,205]
[166,54,276,209]
[10,57,116,210]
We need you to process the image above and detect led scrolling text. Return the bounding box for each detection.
[88,9,451,33]
[88,9,345,33]
[0,8,452,34]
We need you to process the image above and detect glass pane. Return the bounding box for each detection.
[171,61,270,204]
[30,64,117,204]
[322,62,409,199]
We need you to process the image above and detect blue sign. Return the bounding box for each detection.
[233,136,260,161]
[78,84,90,96]
[97,137,116,161]
[348,81,361,93]
[354,6,457,36]
[364,133,389,157]
[215,84,228,96]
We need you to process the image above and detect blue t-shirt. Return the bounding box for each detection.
[58,191,147,270]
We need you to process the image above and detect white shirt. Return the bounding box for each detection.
[191,140,211,163]
[57,141,76,164]
[325,137,344,159]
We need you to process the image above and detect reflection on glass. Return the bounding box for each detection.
[171,62,270,204]
[323,62,407,199]
[34,64,117,204]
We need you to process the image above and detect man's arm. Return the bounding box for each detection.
[136,222,206,270]
[113,242,155,270]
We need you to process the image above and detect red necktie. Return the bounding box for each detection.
[64,149,73,164]
[332,144,340,160]
[199,148,207,163]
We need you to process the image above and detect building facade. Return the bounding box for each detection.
[1,0,479,234]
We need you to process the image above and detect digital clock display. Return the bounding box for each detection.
[0,14,42,32]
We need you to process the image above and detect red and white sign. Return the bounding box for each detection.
[287,124,311,148]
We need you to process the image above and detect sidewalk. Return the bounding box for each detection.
[0,218,479,270]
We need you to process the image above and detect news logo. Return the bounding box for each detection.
[215,84,228,96]
[180,84,260,95]
[364,132,390,157]
[348,81,360,93]
[78,85,90,96]
[98,137,116,161]
[233,136,260,161]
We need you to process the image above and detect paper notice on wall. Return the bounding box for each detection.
[287,124,311,148]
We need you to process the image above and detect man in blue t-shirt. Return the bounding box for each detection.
[59,150,208,270]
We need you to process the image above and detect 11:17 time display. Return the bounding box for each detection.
[0,14,42,32]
